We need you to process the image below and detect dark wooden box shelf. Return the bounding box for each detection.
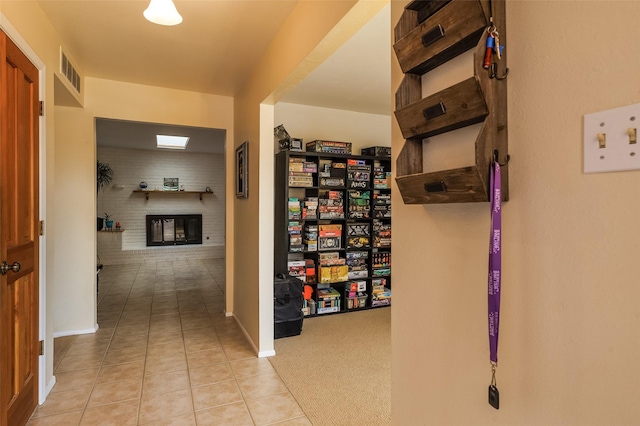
[393,0,509,204]
[396,166,487,204]
[394,77,488,140]
[393,0,488,75]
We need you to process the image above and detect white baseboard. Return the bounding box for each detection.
[224,309,233,317]
[41,376,56,405]
[53,325,98,338]
[258,349,276,358]
[231,313,261,356]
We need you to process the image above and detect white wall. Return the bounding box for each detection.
[53,105,97,336]
[274,102,391,154]
[391,1,640,425]
[0,0,88,389]
[96,146,225,264]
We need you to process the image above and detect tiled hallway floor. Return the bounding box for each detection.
[28,259,311,425]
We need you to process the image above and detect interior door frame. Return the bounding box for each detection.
[0,13,49,404]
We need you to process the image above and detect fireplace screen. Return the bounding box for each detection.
[147,214,202,246]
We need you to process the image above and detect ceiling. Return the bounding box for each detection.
[95,118,227,154]
[38,1,390,153]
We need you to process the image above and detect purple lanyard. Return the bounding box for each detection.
[488,160,501,364]
[488,160,501,409]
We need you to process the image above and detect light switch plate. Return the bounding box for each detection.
[584,103,640,173]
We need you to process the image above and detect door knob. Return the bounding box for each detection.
[0,261,21,275]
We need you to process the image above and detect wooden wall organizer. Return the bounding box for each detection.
[393,0,509,204]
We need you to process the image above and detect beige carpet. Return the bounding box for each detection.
[269,307,391,426]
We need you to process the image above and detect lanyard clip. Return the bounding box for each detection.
[490,362,497,387]
[488,362,500,409]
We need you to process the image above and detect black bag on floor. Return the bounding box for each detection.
[274,273,304,339]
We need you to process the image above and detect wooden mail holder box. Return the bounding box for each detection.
[393,0,509,204]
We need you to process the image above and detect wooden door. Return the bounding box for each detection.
[0,30,40,426]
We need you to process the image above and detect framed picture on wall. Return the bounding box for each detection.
[235,141,248,198]
[163,177,179,191]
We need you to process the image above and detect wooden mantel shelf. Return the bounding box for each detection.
[133,190,213,201]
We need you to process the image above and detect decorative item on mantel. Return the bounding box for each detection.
[139,181,148,189]
[164,177,179,191]
[104,213,113,230]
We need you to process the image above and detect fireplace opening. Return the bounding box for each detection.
[146,214,202,246]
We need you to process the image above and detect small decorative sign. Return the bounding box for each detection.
[163,177,179,191]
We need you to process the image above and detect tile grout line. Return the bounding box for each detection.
[136,261,156,426]
[38,259,308,425]
[78,263,135,424]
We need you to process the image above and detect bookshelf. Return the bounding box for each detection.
[274,149,391,318]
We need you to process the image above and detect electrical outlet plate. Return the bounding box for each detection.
[584,103,640,173]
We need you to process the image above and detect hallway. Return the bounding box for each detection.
[28,259,310,425]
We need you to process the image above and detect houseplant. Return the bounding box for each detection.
[97,160,113,192]
[104,213,113,230]
[97,161,113,230]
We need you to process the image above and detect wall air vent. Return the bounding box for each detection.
[60,49,81,94]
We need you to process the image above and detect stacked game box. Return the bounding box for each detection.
[347,159,371,190]
[288,222,303,252]
[373,220,391,248]
[348,190,371,219]
[288,157,315,187]
[318,224,342,251]
[278,138,303,152]
[304,224,318,252]
[318,251,348,284]
[304,259,316,284]
[318,161,346,187]
[302,197,318,220]
[361,146,391,158]
[288,198,301,220]
[371,277,391,307]
[319,191,344,219]
[373,193,391,218]
[306,140,352,154]
[317,287,341,314]
[373,166,391,189]
[372,252,391,277]
[346,222,370,249]
[287,260,306,281]
[346,251,369,280]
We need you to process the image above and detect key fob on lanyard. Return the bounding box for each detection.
[488,385,500,410]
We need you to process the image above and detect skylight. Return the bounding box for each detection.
[156,135,189,150]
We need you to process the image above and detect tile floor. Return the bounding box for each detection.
[28,259,311,425]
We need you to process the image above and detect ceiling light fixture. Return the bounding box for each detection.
[143,0,183,26]
[157,135,189,150]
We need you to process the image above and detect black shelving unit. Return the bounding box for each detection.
[274,150,392,318]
